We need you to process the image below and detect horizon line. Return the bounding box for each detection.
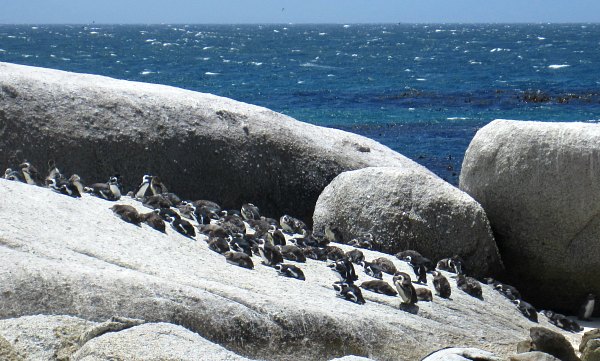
[1,21,599,26]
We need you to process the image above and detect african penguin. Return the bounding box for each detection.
[328,258,358,283]
[396,250,434,271]
[578,293,595,321]
[4,168,22,181]
[85,176,122,201]
[542,310,582,332]
[280,214,308,235]
[348,233,374,249]
[258,239,284,267]
[303,246,328,261]
[513,300,538,322]
[325,246,346,261]
[229,233,253,256]
[241,203,260,220]
[142,194,173,209]
[360,280,397,296]
[431,271,451,299]
[455,274,483,299]
[415,288,433,302]
[361,261,383,280]
[19,162,40,185]
[140,211,166,233]
[224,251,254,269]
[437,256,465,275]
[208,236,231,254]
[274,264,305,281]
[110,204,141,226]
[149,176,168,195]
[171,218,196,238]
[134,174,153,199]
[345,249,365,265]
[371,257,397,275]
[333,282,365,305]
[279,244,306,263]
[393,272,418,305]
[68,174,85,196]
[324,224,344,243]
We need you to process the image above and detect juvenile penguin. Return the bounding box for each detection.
[431,271,451,299]
[396,250,435,272]
[280,214,308,234]
[208,236,231,254]
[241,203,260,220]
[578,293,595,321]
[279,244,307,263]
[229,233,253,256]
[362,261,383,280]
[110,204,141,226]
[149,176,168,195]
[371,257,397,275]
[360,280,397,296]
[172,218,196,238]
[142,194,173,209]
[513,299,538,322]
[437,256,465,275]
[393,272,418,305]
[415,288,433,302]
[333,282,365,305]
[345,249,365,265]
[140,211,166,233]
[455,274,483,299]
[326,246,346,261]
[134,175,153,199]
[274,264,305,281]
[303,246,328,261]
[258,239,284,267]
[348,233,374,250]
[224,251,254,269]
[329,258,358,283]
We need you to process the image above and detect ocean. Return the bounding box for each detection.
[1,23,600,184]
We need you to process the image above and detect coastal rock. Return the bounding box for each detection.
[420,347,502,361]
[0,180,581,360]
[312,167,502,277]
[71,323,254,361]
[0,61,429,223]
[523,327,580,361]
[460,119,600,313]
[509,352,561,361]
[580,329,600,361]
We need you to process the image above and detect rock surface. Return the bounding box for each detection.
[0,179,582,360]
[0,61,430,224]
[313,167,503,277]
[72,323,253,361]
[460,119,600,313]
[509,352,561,361]
[420,347,502,361]
[580,329,600,361]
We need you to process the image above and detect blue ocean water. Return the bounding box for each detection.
[2,24,600,184]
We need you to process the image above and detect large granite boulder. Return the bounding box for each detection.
[460,119,600,313]
[580,329,600,361]
[0,179,581,360]
[312,167,503,277]
[0,62,429,224]
[420,347,502,361]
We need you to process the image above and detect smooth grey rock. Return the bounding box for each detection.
[328,357,374,361]
[0,61,429,224]
[0,180,581,360]
[529,327,580,361]
[581,329,600,361]
[510,351,561,361]
[460,119,600,312]
[72,323,253,361]
[0,315,96,360]
[421,347,502,361]
[313,167,503,277]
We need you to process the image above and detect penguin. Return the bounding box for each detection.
[578,293,595,321]
[198,224,229,238]
[246,218,271,237]
[45,160,64,184]
[280,214,308,235]
[395,250,435,271]
[542,310,582,332]
[68,174,85,196]
[362,261,383,280]
[149,176,168,195]
[274,264,305,281]
[142,194,173,209]
[134,174,153,199]
[431,271,451,299]
[412,263,428,285]
[303,246,329,261]
[194,205,220,225]
[328,258,358,283]
[360,280,397,296]
[258,239,284,267]
[371,257,397,275]
[268,228,287,246]
[455,274,483,299]
[192,200,221,213]
[513,300,538,322]
[139,211,166,233]
[171,218,196,238]
[19,161,40,185]
[156,208,181,222]
[437,256,465,275]
[325,246,346,261]
[224,251,254,269]
[333,282,365,305]
[220,215,246,235]
[241,203,260,220]
[279,244,307,263]
[347,233,374,249]
[416,288,433,302]
[85,176,121,201]
[4,168,22,181]
[47,178,80,198]
[494,283,521,301]
[208,236,231,254]
[324,224,344,243]
[110,204,141,226]
[176,201,197,220]
[229,233,253,257]
[345,249,365,265]
[393,272,418,305]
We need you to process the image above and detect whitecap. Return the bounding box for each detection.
[548,64,570,69]
[447,117,469,121]
[203,46,213,50]
[250,62,263,66]
[89,32,98,35]
[0,49,5,52]
[351,54,358,57]
[145,39,156,42]
[327,74,335,77]
[31,26,38,30]
[469,60,482,65]
[140,70,156,75]
[205,72,220,75]
[300,63,338,70]
[273,29,279,33]
[297,80,305,84]
[416,78,426,81]
[319,32,327,36]
[537,36,546,40]
[343,25,350,28]
[408,108,415,111]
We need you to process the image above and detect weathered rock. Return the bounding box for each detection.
[0,315,96,360]
[71,323,254,361]
[0,180,581,360]
[509,351,561,361]
[313,167,503,277]
[0,61,430,224]
[420,347,502,361]
[581,329,600,361]
[460,119,600,312]
[528,327,580,361]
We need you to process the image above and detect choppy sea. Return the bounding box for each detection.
[2,23,600,184]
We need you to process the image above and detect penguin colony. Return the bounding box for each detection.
[3,160,595,332]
